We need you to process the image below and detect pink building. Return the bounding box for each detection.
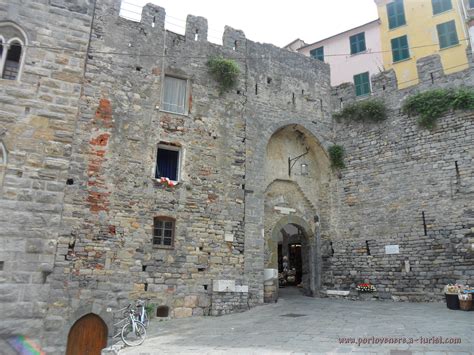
[286,20,383,94]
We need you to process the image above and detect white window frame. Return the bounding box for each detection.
[153,143,184,184]
[160,75,190,116]
[0,22,28,82]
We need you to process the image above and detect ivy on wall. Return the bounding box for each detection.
[207,56,240,94]
[402,87,474,129]
[328,145,345,169]
[333,99,387,123]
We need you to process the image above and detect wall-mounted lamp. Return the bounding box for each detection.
[288,148,309,176]
[300,163,308,176]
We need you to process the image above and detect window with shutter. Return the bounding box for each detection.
[437,20,459,49]
[432,0,452,14]
[387,0,406,29]
[349,33,366,55]
[391,35,410,62]
[353,72,370,96]
[310,46,324,61]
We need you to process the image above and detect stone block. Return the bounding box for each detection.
[184,295,198,308]
[173,307,192,318]
[213,280,235,292]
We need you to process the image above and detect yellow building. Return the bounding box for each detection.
[375,0,469,88]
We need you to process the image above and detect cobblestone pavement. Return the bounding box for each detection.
[119,288,473,355]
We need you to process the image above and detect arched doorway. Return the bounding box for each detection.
[264,215,318,302]
[66,313,108,355]
[263,124,330,302]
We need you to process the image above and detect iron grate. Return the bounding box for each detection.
[280,313,307,318]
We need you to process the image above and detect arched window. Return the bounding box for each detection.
[3,40,22,80]
[0,22,27,81]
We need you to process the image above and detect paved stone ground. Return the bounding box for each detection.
[119,288,473,354]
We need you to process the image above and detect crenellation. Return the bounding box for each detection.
[222,26,246,52]
[141,3,165,30]
[185,15,208,42]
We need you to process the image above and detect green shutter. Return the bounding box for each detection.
[387,0,406,29]
[437,20,458,49]
[354,72,370,96]
[391,35,409,62]
[310,46,324,61]
[350,33,366,55]
[432,0,452,14]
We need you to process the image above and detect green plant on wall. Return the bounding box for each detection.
[328,145,345,169]
[333,99,387,123]
[207,56,240,93]
[402,87,474,129]
[145,303,156,318]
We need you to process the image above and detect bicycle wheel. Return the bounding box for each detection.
[121,321,146,346]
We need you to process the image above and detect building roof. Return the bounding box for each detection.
[283,38,307,49]
[297,19,380,51]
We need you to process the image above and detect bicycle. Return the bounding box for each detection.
[113,304,147,347]
[135,299,149,328]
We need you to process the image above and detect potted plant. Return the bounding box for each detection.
[458,293,472,311]
[444,284,461,310]
[356,283,377,300]
[158,177,176,188]
[356,283,377,292]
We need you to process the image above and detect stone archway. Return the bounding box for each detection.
[264,214,319,302]
[262,124,330,303]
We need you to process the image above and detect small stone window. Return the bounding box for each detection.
[153,217,175,248]
[155,143,181,182]
[0,23,27,81]
[162,75,187,114]
[156,305,170,317]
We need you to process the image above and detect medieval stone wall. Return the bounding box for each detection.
[326,54,474,301]
[0,0,93,350]
[39,0,333,352]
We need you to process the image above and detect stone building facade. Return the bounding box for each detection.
[0,0,472,353]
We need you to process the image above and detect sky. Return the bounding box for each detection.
[120,0,379,48]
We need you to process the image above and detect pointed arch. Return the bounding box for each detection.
[0,21,28,81]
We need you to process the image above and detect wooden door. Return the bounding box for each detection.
[66,314,108,355]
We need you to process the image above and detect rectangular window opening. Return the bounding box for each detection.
[310,46,324,61]
[387,0,406,29]
[155,144,181,182]
[162,76,187,114]
[349,32,366,55]
[153,217,175,248]
[432,0,452,14]
[354,72,371,96]
[437,20,459,49]
[391,35,410,62]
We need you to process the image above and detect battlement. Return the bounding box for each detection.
[331,49,474,110]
